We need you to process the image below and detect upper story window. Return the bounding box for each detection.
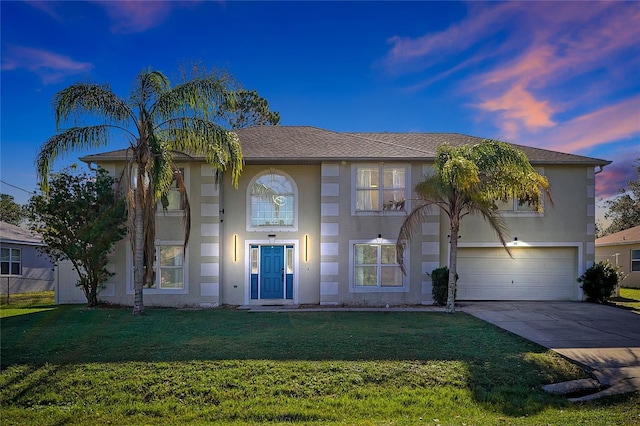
[1,247,21,275]
[495,168,545,217]
[354,164,408,213]
[160,167,187,212]
[248,170,297,230]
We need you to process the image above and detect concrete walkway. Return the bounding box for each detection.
[459,301,640,400]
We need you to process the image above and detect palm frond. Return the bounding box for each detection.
[131,70,170,111]
[396,201,437,274]
[465,198,512,257]
[160,118,244,187]
[172,169,191,250]
[152,75,233,121]
[54,83,133,128]
[36,125,111,192]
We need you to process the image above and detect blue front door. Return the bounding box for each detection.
[260,245,284,299]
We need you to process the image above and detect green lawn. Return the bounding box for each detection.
[1,295,638,425]
[611,287,640,313]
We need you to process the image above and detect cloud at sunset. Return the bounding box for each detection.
[540,98,640,153]
[1,45,93,84]
[25,0,61,19]
[596,154,638,200]
[478,84,556,139]
[383,1,639,199]
[96,1,198,34]
[384,1,519,73]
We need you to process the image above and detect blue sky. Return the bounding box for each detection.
[1,1,639,222]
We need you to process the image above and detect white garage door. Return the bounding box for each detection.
[456,247,578,301]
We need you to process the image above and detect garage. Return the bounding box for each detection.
[456,246,579,301]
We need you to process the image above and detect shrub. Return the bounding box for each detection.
[578,261,621,303]
[429,266,457,306]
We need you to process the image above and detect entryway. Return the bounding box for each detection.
[250,244,294,301]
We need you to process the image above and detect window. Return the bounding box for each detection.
[286,246,294,274]
[251,246,259,274]
[495,168,545,215]
[160,168,186,211]
[1,248,21,275]
[632,250,640,272]
[497,198,541,213]
[353,243,404,289]
[149,245,184,289]
[249,171,296,229]
[355,164,407,212]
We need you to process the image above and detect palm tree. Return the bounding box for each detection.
[397,140,550,313]
[36,69,243,315]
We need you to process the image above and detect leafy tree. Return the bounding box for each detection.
[36,69,244,315]
[179,63,280,129]
[27,166,127,306]
[603,159,640,235]
[0,194,26,226]
[397,140,549,313]
[224,89,280,129]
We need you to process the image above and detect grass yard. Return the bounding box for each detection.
[1,295,639,425]
[611,287,640,313]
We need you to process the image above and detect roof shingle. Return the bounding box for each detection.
[80,125,611,166]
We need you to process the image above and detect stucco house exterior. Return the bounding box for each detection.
[74,126,610,307]
[0,221,54,294]
[596,225,640,288]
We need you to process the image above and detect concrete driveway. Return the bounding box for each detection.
[460,301,640,400]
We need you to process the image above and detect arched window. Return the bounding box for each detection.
[249,171,297,229]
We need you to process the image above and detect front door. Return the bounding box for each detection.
[260,245,284,299]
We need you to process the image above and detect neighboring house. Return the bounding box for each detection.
[0,221,54,294]
[596,225,640,288]
[74,126,610,307]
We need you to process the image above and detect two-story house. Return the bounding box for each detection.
[72,126,610,307]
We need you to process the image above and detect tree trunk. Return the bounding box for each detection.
[87,284,98,307]
[446,222,460,313]
[132,183,145,315]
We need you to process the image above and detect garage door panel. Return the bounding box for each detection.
[457,247,578,301]
[460,285,575,300]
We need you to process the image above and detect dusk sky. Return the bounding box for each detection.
[1,1,638,223]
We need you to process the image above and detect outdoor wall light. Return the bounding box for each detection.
[304,234,309,262]
[268,234,276,244]
[233,234,238,262]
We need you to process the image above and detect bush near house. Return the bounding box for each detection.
[578,261,621,303]
[429,266,457,306]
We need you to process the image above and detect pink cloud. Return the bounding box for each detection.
[542,98,640,153]
[478,84,556,138]
[385,2,520,69]
[596,155,639,199]
[96,1,200,34]
[1,45,93,84]
[477,45,558,89]
[25,0,61,19]
[383,2,640,153]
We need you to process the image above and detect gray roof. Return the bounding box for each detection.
[596,225,640,246]
[80,126,611,166]
[0,221,44,246]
